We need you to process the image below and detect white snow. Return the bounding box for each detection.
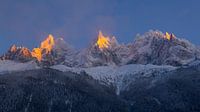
[188,60,200,66]
[51,64,177,94]
[51,64,82,73]
[0,59,178,94]
[0,60,40,74]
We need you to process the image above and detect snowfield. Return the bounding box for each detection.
[51,64,177,94]
[0,59,178,94]
[0,60,39,74]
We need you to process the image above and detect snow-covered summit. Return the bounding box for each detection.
[127,30,200,66]
[77,31,131,67]
[1,30,200,68]
[51,38,78,66]
[76,30,200,67]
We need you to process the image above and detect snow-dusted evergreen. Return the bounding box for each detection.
[51,64,176,94]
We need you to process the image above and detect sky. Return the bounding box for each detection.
[0,0,200,54]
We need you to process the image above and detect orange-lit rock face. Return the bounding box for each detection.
[10,45,17,52]
[31,48,42,61]
[40,34,55,54]
[20,47,32,57]
[31,34,55,61]
[165,32,175,40]
[96,31,111,50]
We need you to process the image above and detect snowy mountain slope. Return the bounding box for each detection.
[51,64,177,94]
[77,43,121,67]
[0,30,199,112]
[120,65,200,112]
[1,30,200,68]
[72,30,200,67]
[0,61,199,112]
[52,38,79,66]
[0,60,39,74]
[128,30,200,66]
[76,32,131,67]
[0,69,127,112]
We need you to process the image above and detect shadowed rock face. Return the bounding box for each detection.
[0,66,200,112]
[0,69,128,112]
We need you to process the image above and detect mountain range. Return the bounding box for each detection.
[0,30,200,112]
